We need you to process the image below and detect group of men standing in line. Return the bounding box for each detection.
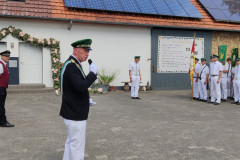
[192,54,240,105]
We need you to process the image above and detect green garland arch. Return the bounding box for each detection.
[0,26,61,90]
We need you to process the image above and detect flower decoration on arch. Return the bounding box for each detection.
[0,26,61,90]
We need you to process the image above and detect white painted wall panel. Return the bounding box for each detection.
[0,18,151,87]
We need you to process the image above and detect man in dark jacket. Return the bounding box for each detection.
[0,50,14,127]
[60,39,98,160]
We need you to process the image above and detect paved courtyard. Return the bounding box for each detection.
[1,90,240,160]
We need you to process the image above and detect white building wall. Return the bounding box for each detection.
[0,18,151,87]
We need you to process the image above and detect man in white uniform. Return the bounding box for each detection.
[209,55,223,105]
[129,56,142,99]
[198,58,209,102]
[226,57,233,99]
[220,60,229,102]
[209,56,213,99]
[231,58,240,105]
[193,58,201,100]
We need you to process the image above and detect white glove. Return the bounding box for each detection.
[89,63,98,74]
[89,98,96,106]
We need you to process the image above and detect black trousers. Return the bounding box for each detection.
[0,87,7,123]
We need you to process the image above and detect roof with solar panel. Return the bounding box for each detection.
[64,0,203,19]
[0,0,240,31]
[199,0,240,23]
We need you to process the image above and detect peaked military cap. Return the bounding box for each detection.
[201,58,206,61]
[195,58,199,61]
[71,39,92,50]
[213,54,219,58]
[0,50,10,57]
[134,56,141,59]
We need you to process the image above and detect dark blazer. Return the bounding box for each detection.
[60,55,97,121]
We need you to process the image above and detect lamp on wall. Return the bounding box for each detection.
[68,20,73,30]
[10,42,14,48]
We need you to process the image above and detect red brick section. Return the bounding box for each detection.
[0,0,52,18]
[0,0,240,31]
[212,32,240,56]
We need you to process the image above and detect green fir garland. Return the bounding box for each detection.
[0,26,61,90]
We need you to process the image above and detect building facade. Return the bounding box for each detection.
[0,0,239,90]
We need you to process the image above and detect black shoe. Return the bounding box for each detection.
[197,99,203,101]
[135,97,141,99]
[222,99,227,102]
[131,97,136,99]
[214,102,220,105]
[0,121,14,127]
[195,98,199,101]
[202,100,207,102]
[193,97,196,100]
[231,101,238,104]
[208,101,214,103]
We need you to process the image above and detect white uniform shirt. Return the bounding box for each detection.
[210,61,223,76]
[221,64,229,78]
[199,64,209,80]
[0,59,6,76]
[194,63,201,78]
[226,63,232,77]
[209,62,213,76]
[232,65,240,79]
[129,62,140,76]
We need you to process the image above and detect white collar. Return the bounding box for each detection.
[0,59,6,65]
[71,55,81,65]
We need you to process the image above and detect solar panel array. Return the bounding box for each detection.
[64,0,203,19]
[199,0,240,23]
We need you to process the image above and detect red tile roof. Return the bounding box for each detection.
[0,0,239,31]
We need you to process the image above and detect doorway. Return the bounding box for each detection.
[19,42,43,84]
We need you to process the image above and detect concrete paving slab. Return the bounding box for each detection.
[1,90,240,160]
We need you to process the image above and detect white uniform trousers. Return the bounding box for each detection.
[192,78,199,98]
[63,118,87,160]
[210,76,221,103]
[199,79,207,100]
[209,80,212,98]
[227,77,233,97]
[220,77,227,100]
[233,79,240,102]
[131,75,140,97]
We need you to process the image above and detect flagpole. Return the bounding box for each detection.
[191,32,196,100]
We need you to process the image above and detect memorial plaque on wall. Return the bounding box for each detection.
[157,36,204,73]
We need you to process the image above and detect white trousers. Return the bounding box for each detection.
[199,79,207,100]
[131,75,140,97]
[210,76,221,103]
[233,79,240,102]
[192,78,199,98]
[227,77,233,97]
[220,77,227,100]
[63,118,87,160]
[209,80,212,97]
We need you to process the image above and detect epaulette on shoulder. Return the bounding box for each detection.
[71,59,80,69]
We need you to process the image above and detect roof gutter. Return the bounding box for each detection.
[1,14,240,32]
